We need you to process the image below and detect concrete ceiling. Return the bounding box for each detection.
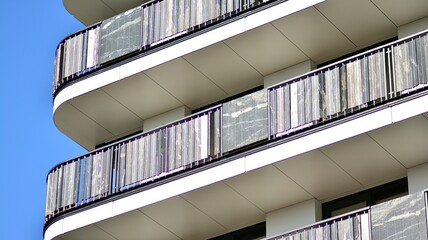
[54,0,428,150]
[53,113,428,240]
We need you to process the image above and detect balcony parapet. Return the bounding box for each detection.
[45,29,428,231]
[266,190,428,240]
[52,0,280,96]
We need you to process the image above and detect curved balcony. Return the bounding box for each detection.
[45,30,428,237]
[52,0,276,96]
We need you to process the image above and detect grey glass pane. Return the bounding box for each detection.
[368,51,386,101]
[100,7,141,63]
[175,124,183,168]
[339,64,348,111]
[337,218,353,240]
[212,109,221,156]
[125,142,132,186]
[86,27,100,69]
[304,77,313,124]
[372,192,427,240]
[137,138,144,181]
[315,226,323,240]
[290,82,298,128]
[222,89,267,152]
[52,46,62,92]
[118,145,126,188]
[353,215,362,240]
[297,80,305,126]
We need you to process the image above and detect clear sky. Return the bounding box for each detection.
[0,1,86,239]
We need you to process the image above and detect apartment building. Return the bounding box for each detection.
[45,0,428,239]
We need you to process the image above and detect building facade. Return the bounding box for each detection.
[45,0,428,239]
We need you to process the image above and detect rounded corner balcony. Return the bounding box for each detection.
[45,28,428,239]
[52,0,286,97]
[53,0,330,150]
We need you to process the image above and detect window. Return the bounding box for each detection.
[322,178,408,219]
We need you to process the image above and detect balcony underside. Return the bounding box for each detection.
[46,93,428,240]
[54,0,428,150]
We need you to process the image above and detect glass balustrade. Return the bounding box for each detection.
[45,107,221,222]
[52,0,270,95]
[46,30,428,226]
[266,208,371,240]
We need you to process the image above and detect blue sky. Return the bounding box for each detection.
[0,1,85,239]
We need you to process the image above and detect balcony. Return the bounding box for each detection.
[52,0,283,96]
[267,190,428,240]
[52,0,428,150]
[45,29,428,240]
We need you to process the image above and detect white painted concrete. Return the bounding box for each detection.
[266,199,321,238]
[264,60,316,88]
[143,106,190,131]
[398,16,428,39]
[408,162,428,193]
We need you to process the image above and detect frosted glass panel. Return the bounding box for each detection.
[100,7,141,63]
[222,90,268,152]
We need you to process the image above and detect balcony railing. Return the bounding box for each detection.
[45,30,428,227]
[266,208,371,240]
[52,0,274,95]
[267,190,428,240]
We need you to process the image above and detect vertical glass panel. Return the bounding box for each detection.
[419,35,428,84]
[330,222,338,240]
[175,124,183,168]
[360,213,370,240]
[85,156,92,201]
[118,144,126,189]
[361,57,370,105]
[52,45,62,93]
[184,0,191,30]
[324,68,341,117]
[75,33,83,74]
[45,173,52,216]
[337,218,353,240]
[297,79,305,126]
[100,7,141,63]
[315,226,323,240]
[284,84,291,131]
[56,167,63,210]
[86,27,100,69]
[200,114,209,160]
[222,90,267,152]
[353,215,362,240]
[142,6,149,47]
[62,38,71,78]
[189,119,196,164]
[154,2,161,43]
[368,51,386,102]
[393,42,414,93]
[323,224,330,240]
[125,142,132,186]
[304,77,313,124]
[137,138,144,181]
[290,82,299,128]
[159,0,166,40]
